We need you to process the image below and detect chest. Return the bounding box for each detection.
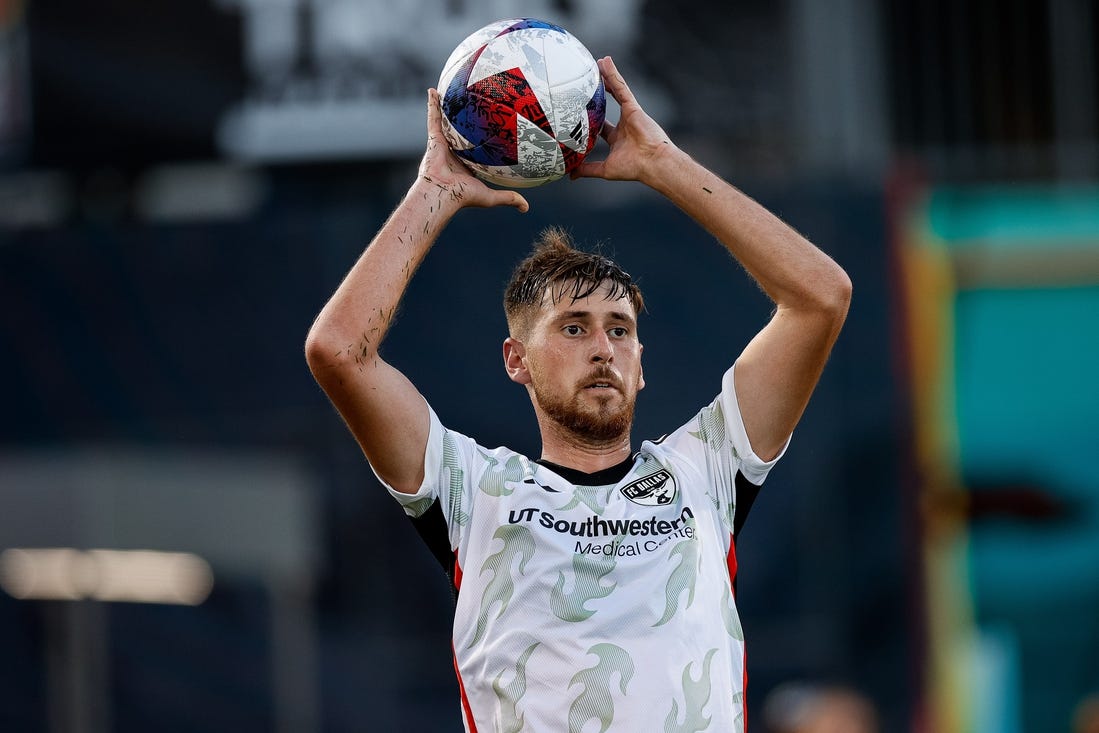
[463,462,726,573]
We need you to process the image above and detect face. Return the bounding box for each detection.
[504,281,644,445]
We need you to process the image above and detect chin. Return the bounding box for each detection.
[533,383,636,443]
[560,404,634,443]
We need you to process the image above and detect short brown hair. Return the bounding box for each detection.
[503,227,644,337]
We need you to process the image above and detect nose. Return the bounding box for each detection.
[590,331,613,363]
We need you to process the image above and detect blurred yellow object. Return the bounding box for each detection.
[0,547,214,605]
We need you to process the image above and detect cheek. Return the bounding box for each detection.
[528,347,569,380]
[543,344,576,368]
[632,349,645,389]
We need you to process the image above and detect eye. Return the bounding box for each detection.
[563,324,583,336]
[609,327,629,338]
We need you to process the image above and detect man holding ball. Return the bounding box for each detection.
[306,56,850,732]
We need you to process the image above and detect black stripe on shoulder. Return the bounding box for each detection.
[733,470,762,540]
[407,499,458,602]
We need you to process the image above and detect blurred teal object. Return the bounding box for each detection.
[931,186,1099,733]
[971,625,1023,733]
[929,185,1099,244]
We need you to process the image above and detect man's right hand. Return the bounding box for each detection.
[419,88,530,214]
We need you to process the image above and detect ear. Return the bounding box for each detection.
[638,342,645,391]
[503,337,531,385]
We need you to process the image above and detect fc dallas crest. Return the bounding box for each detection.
[620,470,677,506]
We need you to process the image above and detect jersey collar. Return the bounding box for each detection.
[534,455,635,486]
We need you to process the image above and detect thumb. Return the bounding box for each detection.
[499,190,530,213]
[426,88,445,138]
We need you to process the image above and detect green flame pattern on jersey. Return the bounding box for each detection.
[567,643,635,733]
[491,641,540,733]
[653,526,701,627]
[477,450,524,497]
[707,492,737,538]
[689,400,736,458]
[443,430,470,526]
[634,454,666,479]
[664,648,718,733]
[732,692,745,733]
[720,585,744,641]
[550,540,622,622]
[402,493,435,519]
[557,483,613,515]
[469,525,536,647]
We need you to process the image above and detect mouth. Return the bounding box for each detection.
[580,367,623,393]
[582,375,622,392]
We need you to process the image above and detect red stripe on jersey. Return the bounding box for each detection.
[453,647,479,733]
[728,534,748,729]
[743,645,750,731]
[452,555,476,731]
[726,534,738,592]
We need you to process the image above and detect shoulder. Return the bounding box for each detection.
[428,407,536,480]
[646,364,788,484]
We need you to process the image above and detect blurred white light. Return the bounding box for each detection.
[0,548,214,605]
[0,548,86,601]
[135,164,266,222]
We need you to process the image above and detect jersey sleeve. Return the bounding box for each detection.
[656,361,791,532]
[371,400,479,549]
[717,362,790,484]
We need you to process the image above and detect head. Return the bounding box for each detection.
[502,227,645,446]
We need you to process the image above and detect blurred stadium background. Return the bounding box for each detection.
[1,0,1097,731]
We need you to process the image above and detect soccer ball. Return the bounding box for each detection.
[437,18,606,188]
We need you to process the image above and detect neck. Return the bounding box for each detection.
[536,415,633,473]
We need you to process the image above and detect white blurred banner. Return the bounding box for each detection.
[215,0,645,161]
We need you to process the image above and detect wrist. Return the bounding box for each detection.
[639,143,694,192]
[406,174,465,216]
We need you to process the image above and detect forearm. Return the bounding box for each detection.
[306,176,463,365]
[643,147,850,314]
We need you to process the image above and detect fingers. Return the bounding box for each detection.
[598,56,635,107]
[600,120,618,146]
[426,88,444,138]
[570,119,615,180]
[570,159,605,180]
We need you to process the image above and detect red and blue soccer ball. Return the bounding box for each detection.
[437,18,606,188]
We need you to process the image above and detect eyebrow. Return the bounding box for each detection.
[554,310,636,324]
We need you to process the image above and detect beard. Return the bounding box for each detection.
[532,378,635,444]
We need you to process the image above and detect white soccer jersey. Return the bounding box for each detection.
[381,364,787,733]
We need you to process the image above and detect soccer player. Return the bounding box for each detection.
[305,56,850,733]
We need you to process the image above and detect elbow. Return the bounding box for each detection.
[811,266,852,341]
[305,318,383,375]
[826,271,852,333]
[830,266,853,318]
[807,262,852,324]
[304,328,334,375]
[304,322,355,375]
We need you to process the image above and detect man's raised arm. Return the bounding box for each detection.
[305,89,528,494]
[574,57,851,462]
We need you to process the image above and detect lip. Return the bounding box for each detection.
[581,375,622,391]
